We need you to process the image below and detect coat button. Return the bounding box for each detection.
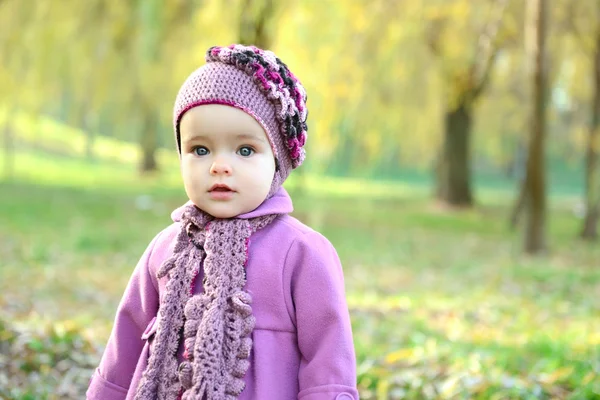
[335,394,354,400]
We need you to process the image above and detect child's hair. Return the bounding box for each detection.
[173,44,308,196]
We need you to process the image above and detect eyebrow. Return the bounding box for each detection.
[236,133,267,143]
[184,133,267,143]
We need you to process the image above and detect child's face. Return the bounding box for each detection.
[179,104,276,218]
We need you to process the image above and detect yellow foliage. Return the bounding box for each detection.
[538,366,574,384]
[450,0,470,20]
[582,372,597,385]
[384,348,415,364]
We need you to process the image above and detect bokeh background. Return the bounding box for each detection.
[1,0,599,398]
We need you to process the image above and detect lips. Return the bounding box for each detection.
[209,184,233,192]
[208,184,235,200]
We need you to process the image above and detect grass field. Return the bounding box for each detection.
[1,141,599,398]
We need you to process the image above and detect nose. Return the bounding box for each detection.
[210,158,232,176]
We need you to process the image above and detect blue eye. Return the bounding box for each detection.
[193,146,209,156]
[238,147,254,157]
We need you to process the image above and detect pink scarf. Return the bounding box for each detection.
[134,204,280,399]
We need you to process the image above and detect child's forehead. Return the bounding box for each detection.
[180,104,268,142]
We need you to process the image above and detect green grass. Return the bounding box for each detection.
[1,143,599,398]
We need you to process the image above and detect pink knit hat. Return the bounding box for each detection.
[173,44,308,196]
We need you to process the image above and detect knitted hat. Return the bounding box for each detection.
[173,44,308,196]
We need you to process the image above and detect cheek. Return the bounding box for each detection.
[259,160,277,189]
[181,159,203,184]
[180,160,192,179]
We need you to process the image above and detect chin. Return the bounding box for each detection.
[213,213,236,219]
[206,208,238,219]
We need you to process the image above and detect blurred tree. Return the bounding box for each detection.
[424,0,511,207]
[137,0,162,173]
[278,0,441,179]
[565,1,600,240]
[75,1,109,161]
[581,30,600,240]
[1,107,14,180]
[474,51,528,182]
[522,0,548,254]
[0,0,33,179]
[99,0,197,173]
[239,0,279,49]
[0,0,15,179]
[350,1,432,176]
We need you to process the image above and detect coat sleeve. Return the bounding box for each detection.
[86,229,166,399]
[284,230,359,400]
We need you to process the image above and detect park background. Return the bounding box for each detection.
[0,0,599,398]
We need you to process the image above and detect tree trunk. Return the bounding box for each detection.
[2,113,14,180]
[136,0,161,174]
[83,38,107,162]
[509,177,527,229]
[80,100,95,160]
[436,102,473,207]
[581,205,600,239]
[580,29,600,240]
[239,0,274,49]
[523,0,548,254]
[434,147,446,200]
[508,142,528,229]
[428,0,509,208]
[85,118,95,160]
[140,112,158,173]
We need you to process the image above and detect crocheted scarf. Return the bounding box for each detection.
[134,204,279,399]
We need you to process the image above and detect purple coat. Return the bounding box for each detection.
[87,189,358,399]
